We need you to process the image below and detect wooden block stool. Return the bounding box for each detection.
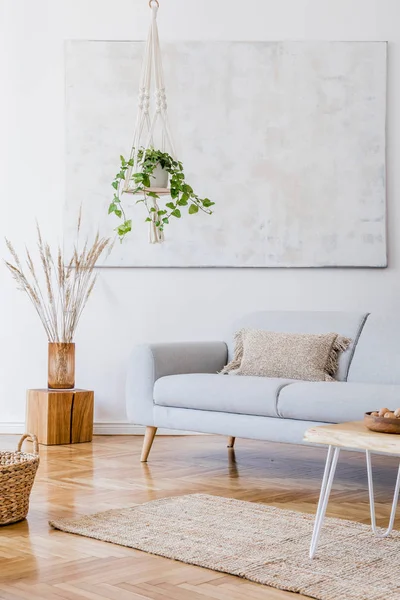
[26,389,94,445]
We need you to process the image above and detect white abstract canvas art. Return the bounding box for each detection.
[65,41,387,267]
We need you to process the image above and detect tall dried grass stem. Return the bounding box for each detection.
[4,217,111,343]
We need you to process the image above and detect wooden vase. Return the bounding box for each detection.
[48,343,75,389]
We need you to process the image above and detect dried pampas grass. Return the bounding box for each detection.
[4,212,112,343]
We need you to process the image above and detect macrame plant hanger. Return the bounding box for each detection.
[122,0,176,244]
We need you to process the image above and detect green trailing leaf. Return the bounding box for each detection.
[114,209,122,218]
[182,183,193,194]
[112,181,118,190]
[166,202,175,210]
[116,219,132,240]
[202,199,215,208]
[171,209,181,218]
[143,174,151,188]
[189,203,199,214]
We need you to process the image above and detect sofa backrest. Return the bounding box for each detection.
[227,311,368,381]
[348,314,400,384]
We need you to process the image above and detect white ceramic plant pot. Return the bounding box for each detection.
[148,163,169,189]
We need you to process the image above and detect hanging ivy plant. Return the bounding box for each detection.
[108,147,215,242]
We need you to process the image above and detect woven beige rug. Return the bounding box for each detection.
[50,493,400,600]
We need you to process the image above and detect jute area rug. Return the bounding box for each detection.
[50,493,400,600]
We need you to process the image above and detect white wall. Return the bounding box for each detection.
[0,0,399,431]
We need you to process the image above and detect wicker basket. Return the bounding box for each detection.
[0,433,39,525]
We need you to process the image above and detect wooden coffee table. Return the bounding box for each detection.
[304,421,400,559]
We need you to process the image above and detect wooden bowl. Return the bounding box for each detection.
[364,412,400,434]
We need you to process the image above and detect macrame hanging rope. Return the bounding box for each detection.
[122,0,176,242]
[110,0,214,244]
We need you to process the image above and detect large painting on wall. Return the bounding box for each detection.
[64,41,387,267]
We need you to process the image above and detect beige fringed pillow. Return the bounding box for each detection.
[221,329,351,382]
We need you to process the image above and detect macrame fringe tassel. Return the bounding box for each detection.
[220,329,245,374]
[325,335,352,381]
[149,197,164,244]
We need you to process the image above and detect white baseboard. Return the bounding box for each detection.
[0,423,26,434]
[0,422,199,436]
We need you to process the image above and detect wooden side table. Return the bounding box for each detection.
[26,389,94,445]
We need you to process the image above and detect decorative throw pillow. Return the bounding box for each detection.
[220,329,351,382]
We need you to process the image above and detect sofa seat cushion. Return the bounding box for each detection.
[154,374,294,417]
[278,381,400,424]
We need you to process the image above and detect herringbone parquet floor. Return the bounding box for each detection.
[1,433,399,600]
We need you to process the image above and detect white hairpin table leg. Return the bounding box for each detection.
[366,449,400,538]
[309,445,340,559]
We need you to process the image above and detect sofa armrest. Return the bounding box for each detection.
[126,341,228,425]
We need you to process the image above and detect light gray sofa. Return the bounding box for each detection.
[126,311,400,461]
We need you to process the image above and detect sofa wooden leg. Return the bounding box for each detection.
[141,426,157,462]
[227,436,235,448]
